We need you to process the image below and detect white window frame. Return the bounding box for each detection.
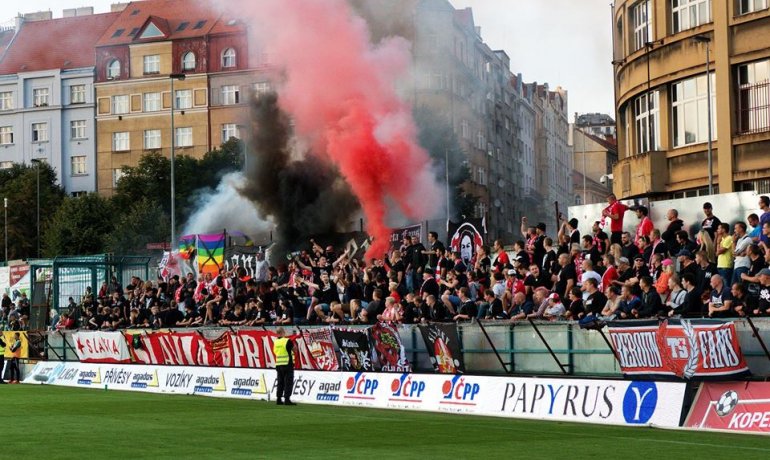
[143,54,160,74]
[0,126,13,145]
[112,95,129,114]
[71,120,87,140]
[33,88,49,107]
[70,85,86,104]
[634,91,660,154]
[175,89,192,109]
[739,0,768,15]
[175,127,193,147]
[253,82,271,97]
[182,52,196,71]
[143,92,161,112]
[671,73,716,147]
[0,161,12,170]
[221,124,239,143]
[222,85,240,105]
[222,48,236,68]
[144,129,161,150]
[632,1,653,51]
[112,131,130,152]
[0,91,14,110]
[672,0,711,34]
[107,59,121,79]
[31,122,48,142]
[71,155,87,176]
[112,168,124,187]
[737,58,770,133]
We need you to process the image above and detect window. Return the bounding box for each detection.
[70,85,86,104]
[107,59,121,79]
[144,129,161,149]
[143,92,161,112]
[112,95,129,114]
[139,23,164,40]
[477,167,487,186]
[143,55,160,74]
[193,20,207,30]
[175,89,192,109]
[175,127,193,147]
[672,73,716,147]
[632,1,653,51]
[113,168,124,187]
[113,132,130,151]
[253,82,271,97]
[222,85,240,105]
[672,0,711,33]
[71,120,87,139]
[221,124,239,142]
[112,28,124,38]
[32,123,48,142]
[634,91,660,153]
[0,92,12,110]
[177,22,189,32]
[737,59,770,134]
[182,52,196,71]
[739,0,768,14]
[0,161,12,169]
[461,120,470,139]
[33,88,49,107]
[71,156,87,175]
[0,126,13,145]
[222,48,236,68]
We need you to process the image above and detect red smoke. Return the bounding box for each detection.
[250,0,441,259]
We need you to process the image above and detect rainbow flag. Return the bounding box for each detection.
[178,234,197,260]
[197,233,225,276]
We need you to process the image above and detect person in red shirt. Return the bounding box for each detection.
[602,194,628,246]
[633,205,654,249]
[493,239,510,273]
[601,254,619,292]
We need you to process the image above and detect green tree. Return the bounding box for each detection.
[413,106,477,220]
[41,193,114,257]
[105,198,171,255]
[0,163,65,259]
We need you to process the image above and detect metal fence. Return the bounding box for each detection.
[44,318,770,377]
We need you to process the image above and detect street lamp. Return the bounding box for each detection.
[4,197,7,262]
[694,34,713,195]
[30,158,41,257]
[169,73,186,249]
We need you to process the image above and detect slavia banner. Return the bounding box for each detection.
[607,319,749,379]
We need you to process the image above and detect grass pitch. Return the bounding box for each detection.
[4,385,768,459]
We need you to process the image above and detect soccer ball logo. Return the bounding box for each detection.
[715,390,739,416]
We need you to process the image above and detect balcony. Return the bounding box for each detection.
[612,150,667,198]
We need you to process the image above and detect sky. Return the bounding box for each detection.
[0,0,615,119]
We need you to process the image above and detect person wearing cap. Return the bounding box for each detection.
[543,293,566,320]
[602,193,628,246]
[733,222,753,286]
[613,256,633,289]
[273,327,296,406]
[633,205,653,249]
[676,249,698,279]
[700,202,721,241]
[752,268,770,316]
[655,258,675,297]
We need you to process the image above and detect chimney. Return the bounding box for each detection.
[65,7,95,17]
[23,11,53,22]
[111,2,131,12]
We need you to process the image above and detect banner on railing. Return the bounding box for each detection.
[418,323,464,374]
[301,327,339,371]
[333,328,373,371]
[73,331,131,364]
[370,322,411,372]
[389,224,422,248]
[607,319,749,380]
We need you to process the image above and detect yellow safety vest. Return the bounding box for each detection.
[10,340,21,358]
[0,341,5,355]
[273,337,290,366]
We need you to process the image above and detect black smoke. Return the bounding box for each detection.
[238,93,360,256]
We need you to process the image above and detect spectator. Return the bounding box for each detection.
[671,273,703,318]
[677,249,698,279]
[733,222,753,286]
[748,213,762,242]
[601,286,622,319]
[648,229,668,264]
[655,258,674,298]
[602,193,628,245]
[601,254,618,292]
[741,244,767,294]
[639,276,664,318]
[753,268,770,316]
[617,285,642,319]
[759,196,770,245]
[582,278,607,319]
[620,232,639,261]
[665,274,686,314]
[565,287,584,320]
[633,206,653,248]
[676,230,699,255]
[661,209,684,255]
[492,239,510,273]
[581,235,602,265]
[553,253,577,300]
[483,289,507,320]
[591,221,609,255]
[698,229,716,264]
[701,202,721,240]
[424,231,445,269]
[452,288,477,322]
[543,293,566,320]
[527,288,550,319]
[695,250,718,296]
[379,296,403,323]
[731,282,754,317]
[707,275,733,318]
[580,259,602,297]
[715,223,734,284]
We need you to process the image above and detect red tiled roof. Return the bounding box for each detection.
[0,13,119,73]
[96,0,245,46]
[0,29,15,56]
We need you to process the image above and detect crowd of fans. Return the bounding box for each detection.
[5,194,770,332]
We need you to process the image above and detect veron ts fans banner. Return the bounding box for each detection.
[608,320,749,380]
[685,382,770,433]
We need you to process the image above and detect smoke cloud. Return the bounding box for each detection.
[245,0,442,259]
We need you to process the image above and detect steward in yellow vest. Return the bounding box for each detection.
[273,327,295,406]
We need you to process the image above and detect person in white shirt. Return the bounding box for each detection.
[543,293,566,320]
[580,259,602,300]
[732,222,752,286]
